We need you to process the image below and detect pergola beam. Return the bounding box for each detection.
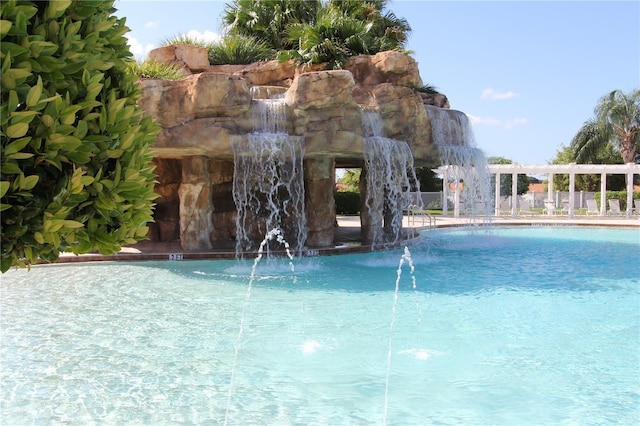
[436,163,640,218]
[487,163,640,175]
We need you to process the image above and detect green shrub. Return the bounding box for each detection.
[160,34,208,48]
[1,0,160,272]
[127,61,185,80]
[594,191,640,210]
[335,191,360,215]
[207,34,275,65]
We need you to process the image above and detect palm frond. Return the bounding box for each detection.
[570,118,613,163]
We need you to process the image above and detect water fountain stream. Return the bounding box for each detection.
[224,228,295,425]
[383,246,417,425]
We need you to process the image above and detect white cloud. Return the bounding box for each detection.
[504,118,528,129]
[481,88,519,101]
[468,114,528,130]
[145,20,159,28]
[468,114,501,126]
[126,35,155,61]
[186,29,221,44]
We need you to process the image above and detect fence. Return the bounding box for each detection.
[407,191,598,211]
[522,191,595,209]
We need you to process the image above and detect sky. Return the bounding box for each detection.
[113,0,640,166]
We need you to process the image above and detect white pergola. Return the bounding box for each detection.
[438,163,640,219]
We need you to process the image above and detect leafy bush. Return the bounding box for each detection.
[127,61,185,80]
[1,0,160,272]
[594,191,640,210]
[160,34,208,48]
[334,191,360,215]
[208,34,275,65]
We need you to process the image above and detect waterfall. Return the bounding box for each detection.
[425,105,492,218]
[361,109,422,246]
[250,96,286,134]
[426,106,476,147]
[232,96,307,257]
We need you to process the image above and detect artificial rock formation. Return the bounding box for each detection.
[140,47,446,251]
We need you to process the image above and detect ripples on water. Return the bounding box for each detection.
[1,227,639,424]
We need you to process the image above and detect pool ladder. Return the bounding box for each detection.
[405,207,436,231]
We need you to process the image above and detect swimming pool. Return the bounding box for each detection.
[1,226,639,424]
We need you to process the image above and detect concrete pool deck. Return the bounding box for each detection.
[53,214,639,264]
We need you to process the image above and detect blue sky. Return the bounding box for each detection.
[114,0,640,165]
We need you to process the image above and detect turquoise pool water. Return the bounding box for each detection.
[1,226,639,425]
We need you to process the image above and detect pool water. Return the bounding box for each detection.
[1,227,639,425]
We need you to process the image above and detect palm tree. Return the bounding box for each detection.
[222,0,320,50]
[279,0,411,68]
[222,0,412,69]
[328,0,411,53]
[281,5,370,68]
[571,88,640,165]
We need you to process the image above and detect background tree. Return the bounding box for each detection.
[414,164,442,191]
[1,0,160,272]
[549,144,573,191]
[550,143,626,191]
[336,169,361,192]
[488,156,529,195]
[571,88,640,165]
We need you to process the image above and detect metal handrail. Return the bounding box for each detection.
[405,207,436,230]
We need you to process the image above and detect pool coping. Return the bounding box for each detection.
[40,215,639,265]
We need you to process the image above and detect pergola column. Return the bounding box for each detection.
[511,171,518,217]
[626,168,634,218]
[442,168,449,216]
[600,173,607,215]
[494,172,501,215]
[453,181,461,218]
[568,170,576,218]
[547,172,554,215]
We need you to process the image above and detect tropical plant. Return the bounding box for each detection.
[328,0,411,53]
[571,88,640,165]
[280,0,411,68]
[127,61,185,80]
[222,0,412,69]
[160,33,209,48]
[280,4,370,68]
[1,0,160,272]
[208,33,275,65]
[222,0,320,50]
